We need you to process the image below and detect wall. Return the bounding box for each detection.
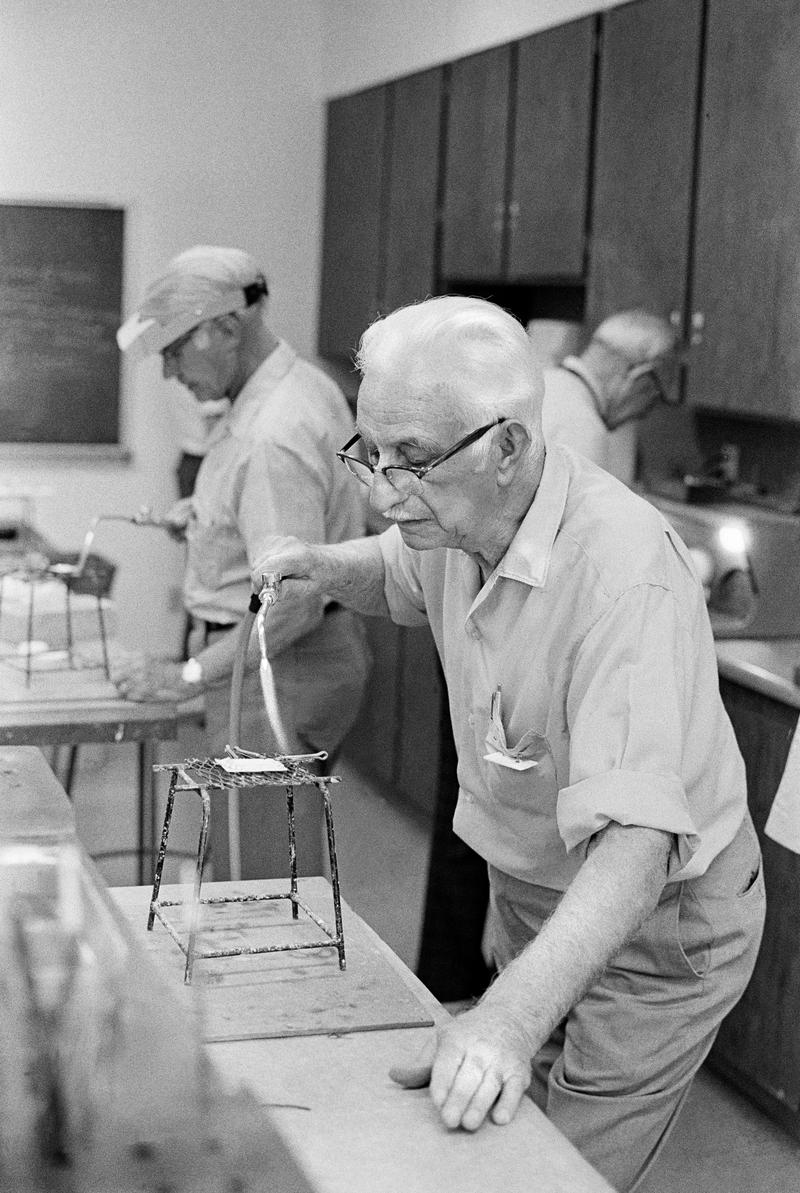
[322,0,627,95]
[0,0,327,655]
[0,0,628,656]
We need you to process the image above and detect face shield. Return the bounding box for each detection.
[116,279,267,360]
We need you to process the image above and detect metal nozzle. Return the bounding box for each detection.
[258,572,282,609]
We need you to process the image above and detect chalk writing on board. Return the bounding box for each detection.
[0,204,124,445]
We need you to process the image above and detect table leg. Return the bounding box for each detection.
[137,739,156,885]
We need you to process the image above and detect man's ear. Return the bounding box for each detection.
[495,420,531,484]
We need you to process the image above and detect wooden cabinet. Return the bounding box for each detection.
[342,619,444,822]
[440,45,511,282]
[441,21,594,285]
[319,0,800,422]
[687,0,800,418]
[508,21,595,281]
[318,86,388,362]
[318,70,444,362]
[712,678,800,1139]
[381,68,444,314]
[585,0,702,332]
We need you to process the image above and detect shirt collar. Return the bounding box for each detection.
[496,444,570,589]
[561,355,611,426]
[226,339,296,434]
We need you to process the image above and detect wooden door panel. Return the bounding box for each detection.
[382,68,444,314]
[713,680,800,1134]
[318,87,387,361]
[586,0,702,329]
[508,19,594,281]
[688,0,800,417]
[441,45,511,282]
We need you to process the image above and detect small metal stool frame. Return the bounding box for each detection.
[147,751,346,984]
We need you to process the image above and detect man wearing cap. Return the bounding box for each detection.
[113,245,371,878]
[542,308,679,485]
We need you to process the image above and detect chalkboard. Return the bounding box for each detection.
[0,203,124,445]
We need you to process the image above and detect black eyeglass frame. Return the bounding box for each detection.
[336,418,508,487]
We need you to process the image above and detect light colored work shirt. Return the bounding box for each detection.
[542,363,637,485]
[378,444,746,890]
[185,340,366,648]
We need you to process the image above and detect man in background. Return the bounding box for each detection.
[113,245,371,878]
[543,308,679,484]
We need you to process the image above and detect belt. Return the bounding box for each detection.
[203,619,237,634]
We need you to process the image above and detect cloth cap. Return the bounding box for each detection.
[117,246,268,359]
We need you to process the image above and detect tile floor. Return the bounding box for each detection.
[60,734,800,1193]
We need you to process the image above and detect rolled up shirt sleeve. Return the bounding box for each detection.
[377,526,430,627]
[558,581,701,874]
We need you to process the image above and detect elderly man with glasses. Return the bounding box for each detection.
[541,308,680,487]
[251,295,764,1192]
[113,245,371,880]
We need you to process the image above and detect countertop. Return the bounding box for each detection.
[715,637,800,709]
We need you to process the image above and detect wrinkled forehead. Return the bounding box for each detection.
[356,370,465,447]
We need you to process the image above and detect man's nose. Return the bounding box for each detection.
[162,352,178,381]
[368,470,407,515]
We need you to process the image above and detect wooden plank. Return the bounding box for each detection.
[382,67,443,312]
[318,86,388,360]
[113,878,437,1043]
[0,745,74,837]
[211,1027,615,1193]
[586,0,702,328]
[441,45,511,281]
[0,748,315,1191]
[509,18,594,280]
[688,0,800,416]
[0,660,178,743]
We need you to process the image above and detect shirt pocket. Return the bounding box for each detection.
[478,689,559,813]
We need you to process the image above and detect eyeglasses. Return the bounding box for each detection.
[161,323,203,367]
[627,359,682,406]
[337,419,506,496]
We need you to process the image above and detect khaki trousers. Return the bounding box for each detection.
[488,811,766,1192]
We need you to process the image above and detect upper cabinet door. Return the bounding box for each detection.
[441,45,512,282]
[688,0,800,417]
[586,0,702,331]
[381,68,444,314]
[318,86,387,362]
[508,19,594,282]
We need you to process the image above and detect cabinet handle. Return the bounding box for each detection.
[508,200,520,232]
[492,200,505,236]
[690,310,705,346]
[669,309,682,331]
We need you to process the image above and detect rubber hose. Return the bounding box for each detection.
[227,597,260,749]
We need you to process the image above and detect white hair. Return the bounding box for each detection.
[356,297,544,456]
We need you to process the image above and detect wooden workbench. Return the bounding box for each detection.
[0,662,178,881]
[113,881,614,1193]
[0,746,613,1193]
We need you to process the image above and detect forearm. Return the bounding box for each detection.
[250,533,391,624]
[312,536,389,616]
[482,823,672,1053]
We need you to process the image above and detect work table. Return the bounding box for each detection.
[0,747,614,1193]
[715,637,800,710]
